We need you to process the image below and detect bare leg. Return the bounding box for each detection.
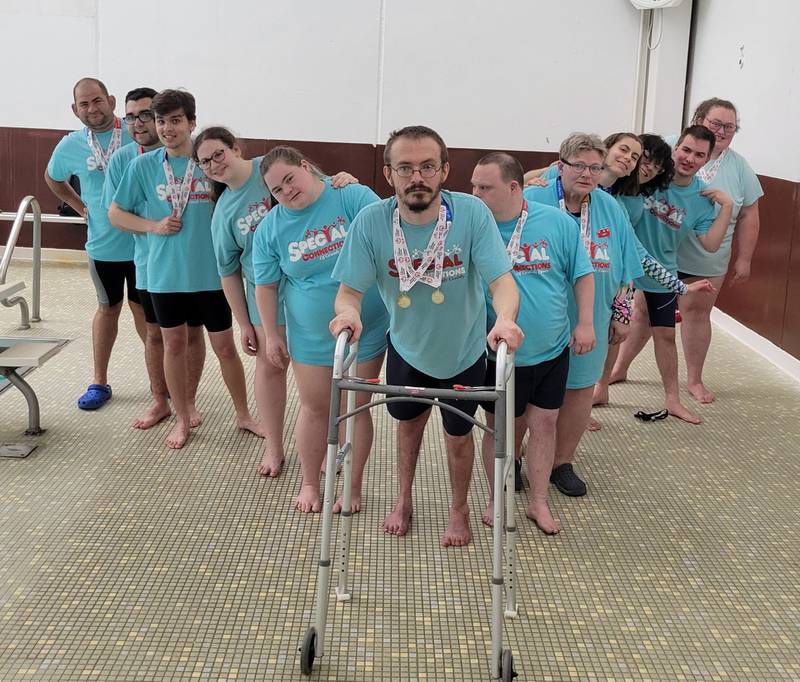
[554,386,593,468]
[481,414,526,527]
[593,343,620,406]
[610,290,651,384]
[186,327,205,428]
[132,321,171,429]
[291,362,336,513]
[160,324,191,449]
[524,405,561,534]
[208,328,260,434]
[91,301,123,385]
[384,410,430,536]
[652,326,701,424]
[253,326,286,477]
[129,299,147,345]
[441,430,476,547]
[678,275,724,404]
[333,353,385,514]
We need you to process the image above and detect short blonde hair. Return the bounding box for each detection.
[559,132,606,162]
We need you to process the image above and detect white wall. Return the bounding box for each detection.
[686,0,800,181]
[2,0,694,154]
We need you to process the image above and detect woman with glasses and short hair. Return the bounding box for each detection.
[193,128,358,478]
[673,98,763,404]
[253,146,389,514]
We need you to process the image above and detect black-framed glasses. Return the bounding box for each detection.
[560,158,604,176]
[389,163,441,178]
[640,152,663,174]
[704,118,737,134]
[197,148,227,169]
[123,110,154,124]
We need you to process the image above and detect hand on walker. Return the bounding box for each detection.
[329,311,363,342]
[487,318,524,352]
[240,322,259,356]
[687,278,717,294]
[570,322,596,355]
[265,334,289,370]
[608,320,629,346]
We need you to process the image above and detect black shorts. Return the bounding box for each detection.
[482,346,569,417]
[88,258,139,307]
[642,290,678,328]
[137,289,158,325]
[149,290,232,332]
[385,335,486,437]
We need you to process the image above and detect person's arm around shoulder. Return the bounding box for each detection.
[696,188,733,253]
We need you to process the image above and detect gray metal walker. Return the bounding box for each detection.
[299,331,520,680]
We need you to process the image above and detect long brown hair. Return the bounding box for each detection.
[192,126,244,203]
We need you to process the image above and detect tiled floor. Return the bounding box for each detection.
[1,261,798,681]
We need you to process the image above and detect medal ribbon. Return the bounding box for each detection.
[392,198,452,294]
[85,117,122,172]
[505,200,528,262]
[162,149,196,217]
[556,177,591,254]
[697,148,728,184]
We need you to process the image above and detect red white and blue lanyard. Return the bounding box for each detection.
[505,200,528,262]
[556,177,591,254]
[392,198,452,293]
[162,149,196,217]
[85,117,122,172]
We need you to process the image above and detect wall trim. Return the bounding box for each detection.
[11,247,87,265]
[711,307,800,384]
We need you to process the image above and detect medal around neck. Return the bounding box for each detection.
[397,293,411,308]
[431,289,444,304]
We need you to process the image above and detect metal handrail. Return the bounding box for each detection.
[0,196,47,322]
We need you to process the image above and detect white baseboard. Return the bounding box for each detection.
[10,247,87,265]
[711,307,800,384]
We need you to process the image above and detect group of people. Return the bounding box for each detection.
[45,78,762,544]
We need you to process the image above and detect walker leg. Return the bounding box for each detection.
[504,371,518,618]
[336,362,358,602]
[490,388,507,679]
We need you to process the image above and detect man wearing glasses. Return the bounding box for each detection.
[104,88,206,431]
[45,77,137,411]
[331,125,523,548]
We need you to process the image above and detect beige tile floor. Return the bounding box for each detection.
[1,261,799,681]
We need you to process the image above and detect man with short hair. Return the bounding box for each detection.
[109,89,257,449]
[104,87,206,430]
[331,126,523,547]
[471,152,595,534]
[45,77,140,410]
[612,125,733,423]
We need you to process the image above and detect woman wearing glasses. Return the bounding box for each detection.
[253,146,389,514]
[192,128,358,479]
[674,99,763,404]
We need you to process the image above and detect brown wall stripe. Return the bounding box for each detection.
[2,126,798,362]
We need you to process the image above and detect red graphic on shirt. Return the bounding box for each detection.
[513,240,551,273]
[597,227,611,237]
[288,216,347,262]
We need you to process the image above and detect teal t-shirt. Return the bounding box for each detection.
[112,149,221,293]
[524,182,643,389]
[252,179,387,365]
[212,158,273,325]
[487,202,593,367]
[103,142,150,289]
[47,125,135,262]
[665,137,764,277]
[333,191,512,379]
[541,164,559,181]
[632,176,714,292]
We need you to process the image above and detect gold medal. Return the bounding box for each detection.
[431,289,445,304]
[397,293,411,309]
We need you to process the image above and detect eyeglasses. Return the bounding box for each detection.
[123,110,154,124]
[197,148,227,169]
[560,158,604,176]
[704,118,737,135]
[389,163,441,178]
[640,154,663,173]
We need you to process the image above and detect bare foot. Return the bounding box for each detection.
[188,405,202,429]
[442,505,472,547]
[132,402,171,430]
[688,382,715,404]
[482,499,495,527]
[293,484,321,513]
[383,498,413,536]
[165,420,190,449]
[608,370,627,385]
[587,417,602,432]
[333,490,362,514]
[236,414,263,437]
[525,501,561,535]
[665,398,702,424]
[257,447,284,477]
[592,383,609,406]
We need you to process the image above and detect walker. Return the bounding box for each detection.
[299,331,519,680]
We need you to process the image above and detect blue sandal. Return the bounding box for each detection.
[78,384,112,410]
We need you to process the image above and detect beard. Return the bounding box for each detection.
[401,179,443,213]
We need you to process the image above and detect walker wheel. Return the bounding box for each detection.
[501,648,517,681]
[299,627,316,675]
